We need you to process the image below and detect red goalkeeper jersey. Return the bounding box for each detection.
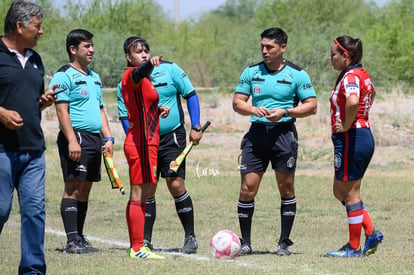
[122,67,160,146]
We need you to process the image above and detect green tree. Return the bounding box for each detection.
[3,0,413,90]
[376,0,414,85]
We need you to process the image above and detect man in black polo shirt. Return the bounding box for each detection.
[0,2,57,274]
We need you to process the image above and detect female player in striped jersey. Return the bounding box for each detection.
[326,36,383,257]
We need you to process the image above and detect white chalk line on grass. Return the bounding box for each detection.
[6,221,263,269]
[46,226,214,261]
[45,226,131,249]
[45,226,211,261]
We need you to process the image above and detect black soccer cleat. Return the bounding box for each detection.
[276,238,294,256]
[238,237,252,256]
[182,235,198,254]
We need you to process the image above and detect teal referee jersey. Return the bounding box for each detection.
[236,60,316,124]
[49,65,104,133]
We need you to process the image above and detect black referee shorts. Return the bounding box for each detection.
[239,122,298,174]
[57,129,102,182]
[157,125,187,179]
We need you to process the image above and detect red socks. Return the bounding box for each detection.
[346,202,364,250]
[126,200,146,251]
[362,202,374,236]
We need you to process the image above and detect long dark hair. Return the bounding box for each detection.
[334,36,363,66]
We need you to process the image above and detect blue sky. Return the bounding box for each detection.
[155,0,390,21]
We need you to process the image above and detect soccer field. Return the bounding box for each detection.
[1,91,413,274]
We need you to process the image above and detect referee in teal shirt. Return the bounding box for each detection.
[233,27,317,256]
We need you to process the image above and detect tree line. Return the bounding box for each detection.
[1,0,413,92]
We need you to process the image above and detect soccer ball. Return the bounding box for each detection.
[210,230,241,259]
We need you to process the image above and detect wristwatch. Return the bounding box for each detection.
[191,124,202,131]
[283,109,290,117]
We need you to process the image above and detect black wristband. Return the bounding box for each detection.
[191,124,202,131]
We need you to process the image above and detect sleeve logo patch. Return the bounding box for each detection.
[345,83,358,89]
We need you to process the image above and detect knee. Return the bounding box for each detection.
[333,190,342,202]
[332,183,345,202]
[278,183,295,198]
[167,178,185,197]
[148,187,157,198]
[64,189,80,199]
[239,185,255,201]
[170,188,186,198]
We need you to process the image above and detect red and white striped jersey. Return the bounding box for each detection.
[330,64,375,133]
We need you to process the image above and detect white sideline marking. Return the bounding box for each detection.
[45,226,211,261]
[45,226,130,248]
[6,222,259,267]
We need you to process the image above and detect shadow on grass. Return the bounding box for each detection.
[247,250,303,256]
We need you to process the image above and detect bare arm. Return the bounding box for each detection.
[100,107,113,156]
[0,106,23,130]
[287,97,318,118]
[55,102,81,162]
[343,95,359,131]
[334,94,359,133]
[264,97,318,122]
[0,84,60,129]
[39,84,58,111]
[371,89,376,105]
[232,93,271,117]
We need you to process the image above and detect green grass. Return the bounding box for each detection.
[2,149,413,274]
[1,90,414,274]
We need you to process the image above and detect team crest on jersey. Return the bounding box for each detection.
[80,87,88,97]
[286,157,295,168]
[334,152,342,170]
[253,84,261,94]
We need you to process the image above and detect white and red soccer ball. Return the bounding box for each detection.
[210,230,241,259]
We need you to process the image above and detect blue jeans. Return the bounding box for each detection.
[0,151,46,275]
